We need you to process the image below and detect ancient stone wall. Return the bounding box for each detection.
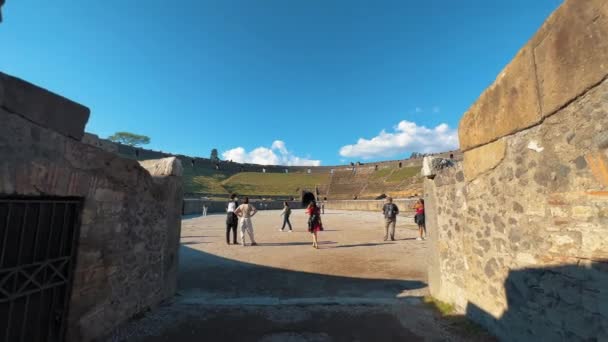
[182,199,304,215]
[90,134,460,175]
[425,1,608,340]
[324,199,416,213]
[0,72,183,341]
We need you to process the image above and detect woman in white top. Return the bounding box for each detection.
[234,197,258,246]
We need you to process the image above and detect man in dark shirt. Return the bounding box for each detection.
[382,197,399,241]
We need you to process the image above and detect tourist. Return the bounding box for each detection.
[234,196,258,246]
[382,197,399,241]
[226,194,239,244]
[306,201,323,249]
[321,197,326,214]
[413,198,426,240]
[279,201,293,232]
[202,203,208,217]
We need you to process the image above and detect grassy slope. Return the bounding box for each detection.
[181,164,421,197]
[222,172,330,196]
[385,166,420,182]
[182,166,231,194]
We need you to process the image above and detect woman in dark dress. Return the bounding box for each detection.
[306,201,323,249]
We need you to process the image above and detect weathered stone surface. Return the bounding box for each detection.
[463,139,506,181]
[82,133,119,153]
[458,46,541,151]
[459,0,608,151]
[428,79,608,340]
[1,95,182,342]
[533,0,608,117]
[0,72,90,140]
[139,157,184,177]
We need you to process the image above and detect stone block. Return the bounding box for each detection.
[533,0,608,117]
[139,157,183,177]
[463,139,507,181]
[458,46,541,151]
[0,72,90,140]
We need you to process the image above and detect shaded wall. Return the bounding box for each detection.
[426,1,608,340]
[0,72,183,341]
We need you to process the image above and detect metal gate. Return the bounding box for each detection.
[0,198,82,342]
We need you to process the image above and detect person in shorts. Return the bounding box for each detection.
[413,198,426,240]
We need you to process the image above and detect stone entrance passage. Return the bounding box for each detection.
[111,210,495,341]
[0,197,82,342]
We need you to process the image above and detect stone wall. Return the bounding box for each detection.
[425,1,608,340]
[182,199,303,215]
[0,72,183,341]
[91,133,461,175]
[324,199,416,214]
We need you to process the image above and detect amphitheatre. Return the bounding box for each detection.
[1,1,607,341]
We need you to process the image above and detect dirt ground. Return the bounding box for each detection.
[110,210,494,342]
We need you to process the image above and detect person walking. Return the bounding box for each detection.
[225,194,239,244]
[202,203,208,217]
[234,197,258,246]
[413,198,426,240]
[306,201,323,249]
[382,197,399,241]
[279,202,293,232]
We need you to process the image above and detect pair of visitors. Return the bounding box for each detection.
[279,202,293,232]
[307,201,323,249]
[226,194,258,246]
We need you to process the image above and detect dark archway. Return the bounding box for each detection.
[301,191,316,207]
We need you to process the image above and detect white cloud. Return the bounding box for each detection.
[223,140,321,166]
[339,120,459,159]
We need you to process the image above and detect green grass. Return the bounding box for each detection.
[368,167,394,181]
[181,166,231,194]
[222,172,330,196]
[423,296,456,315]
[422,296,494,339]
[385,166,420,182]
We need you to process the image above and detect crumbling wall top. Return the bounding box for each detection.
[0,72,90,140]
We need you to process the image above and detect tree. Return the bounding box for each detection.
[210,148,220,162]
[108,132,150,147]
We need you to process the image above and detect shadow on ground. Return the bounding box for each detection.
[177,245,425,299]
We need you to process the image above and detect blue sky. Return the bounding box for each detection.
[1,0,561,165]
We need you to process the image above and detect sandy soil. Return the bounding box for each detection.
[110,210,494,342]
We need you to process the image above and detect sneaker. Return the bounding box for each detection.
[416,237,422,241]
[251,242,258,246]
[279,229,284,232]
[390,238,395,241]
[289,230,293,233]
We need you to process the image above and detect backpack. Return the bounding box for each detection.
[385,203,397,219]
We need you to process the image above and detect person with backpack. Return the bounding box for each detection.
[306,201,323,249]
[279,202,293,232]
[234,196,258,246]
[226,194,239,245]
[382,197,399,241]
